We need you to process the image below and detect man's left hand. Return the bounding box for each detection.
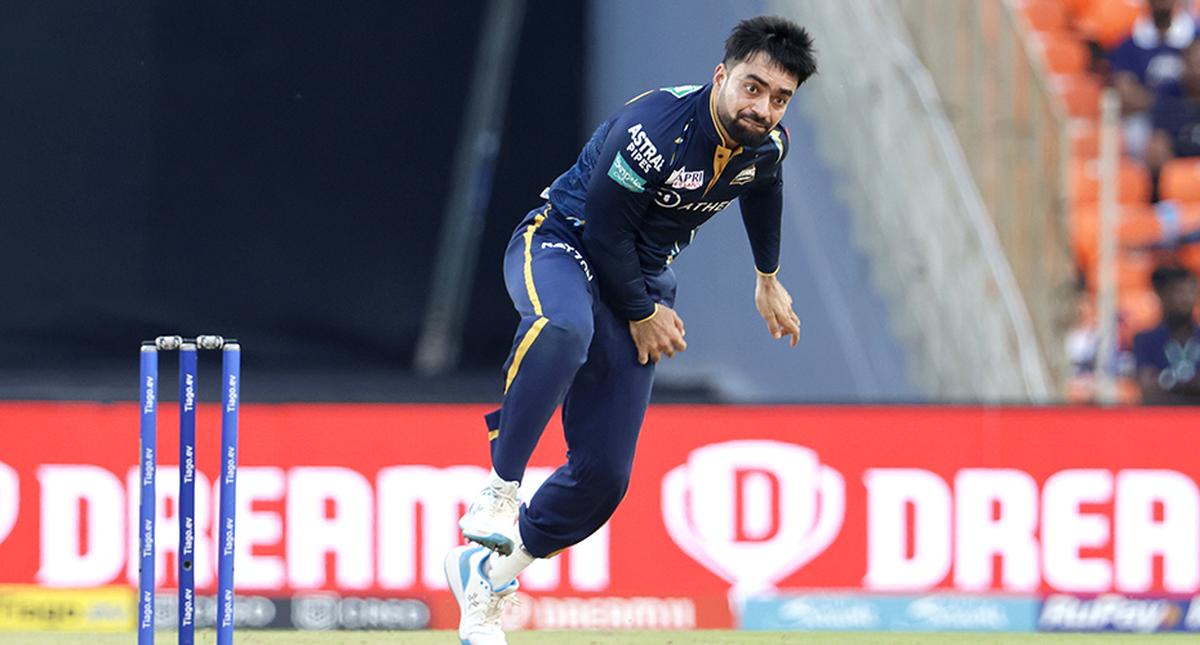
[755,273,800,347]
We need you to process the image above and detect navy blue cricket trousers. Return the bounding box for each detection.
[483,203,676,558]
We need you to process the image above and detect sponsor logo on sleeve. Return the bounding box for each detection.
[607,153,646,194]
[730,165,757,186]
[660,85,703,98]
[625,124,665,174]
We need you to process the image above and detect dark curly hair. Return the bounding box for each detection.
[724,16,818,86]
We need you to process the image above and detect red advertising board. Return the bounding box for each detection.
[1,403,1198,629]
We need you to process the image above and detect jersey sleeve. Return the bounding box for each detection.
[580,112,672,321]
[738,126,789,275]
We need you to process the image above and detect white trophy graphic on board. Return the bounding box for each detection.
[661,440,845,598]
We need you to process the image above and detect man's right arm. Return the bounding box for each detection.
[580,114,688,363]
[580,119,663,322]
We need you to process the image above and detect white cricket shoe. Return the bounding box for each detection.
[458,478,520,555]
[444,544,517,645]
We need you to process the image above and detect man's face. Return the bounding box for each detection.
[1161,278,1198,322]
[712,52,799,147]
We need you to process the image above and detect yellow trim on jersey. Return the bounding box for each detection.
[488,429,500,441]
[706,89,743,196]
[625,89,654,105]
[632,303,660,324]
[523,209,549,316]
[505,316,549,394]
[705,145,740,195]
[769,130,785,164]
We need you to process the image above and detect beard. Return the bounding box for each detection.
[718,107,772,147]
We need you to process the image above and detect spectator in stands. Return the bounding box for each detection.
[1109,0,1200,159]
[1133,265,1200,403]
[1147,41,1200,198]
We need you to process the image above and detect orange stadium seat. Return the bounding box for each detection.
[1175,211,1200,273]
[1060,0,1096,21]
[1070,157,1151,204]
[1071,202,1157,271]
[1084,253,1154,296]
[1120,286,1162,334]
[1069,118,1101,159]
[1054,73,1102,118]
[1019,0,1070,32]
[1119,215,1167,249]
[1180,244,1200,275]
[1158,157,1200,202]
[1034,32,1091,74]
[1117,254,1155,290]
[1073,0,1144,48]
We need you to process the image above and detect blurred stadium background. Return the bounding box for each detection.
[2,0,1200,641]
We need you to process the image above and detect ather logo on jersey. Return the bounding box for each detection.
[654,188,732,214]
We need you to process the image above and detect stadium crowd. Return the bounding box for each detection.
[1034,0,1200,403]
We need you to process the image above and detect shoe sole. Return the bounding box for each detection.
[461,530,515,556]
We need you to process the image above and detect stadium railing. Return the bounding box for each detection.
[777,0,1055,402]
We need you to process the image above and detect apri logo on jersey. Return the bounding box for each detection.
[626,124,665,174]
[667,167,705,191]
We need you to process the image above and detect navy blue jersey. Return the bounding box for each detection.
[1133,322,1200,372]
[1151,82,1200,157]
[1109,13,1199,90]
[545,83,789,321]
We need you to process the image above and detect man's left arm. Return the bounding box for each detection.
[739,155,800,347]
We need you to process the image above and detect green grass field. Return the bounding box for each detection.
[5,632,1198,644]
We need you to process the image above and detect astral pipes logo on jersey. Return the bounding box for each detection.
[625,124,664,174]
[667,168,704,191]
[662,441,845,592]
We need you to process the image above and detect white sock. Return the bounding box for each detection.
[487,546,535,589]
[488,468,520,492]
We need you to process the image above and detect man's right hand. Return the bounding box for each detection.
[628,304,687,365]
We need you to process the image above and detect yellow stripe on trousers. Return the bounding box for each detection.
[523,211,547,316]
[504,317,548,395]
[504,210,550,395]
